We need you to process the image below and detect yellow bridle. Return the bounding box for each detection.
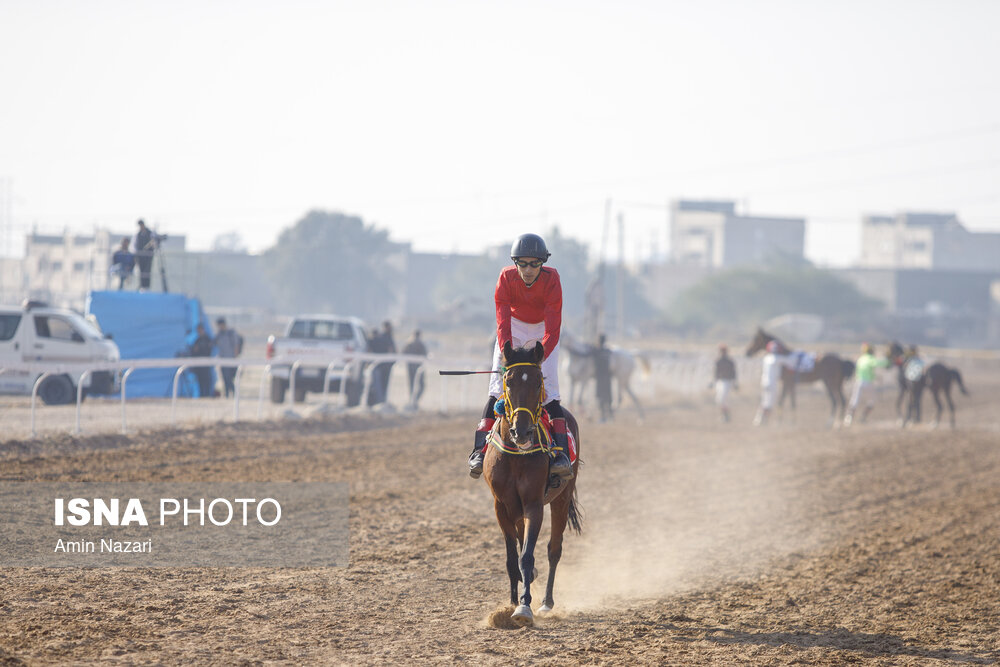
[502,362,545,428]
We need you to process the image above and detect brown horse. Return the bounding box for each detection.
[887,341,969,428]
[746,327,855,425]
[483,341,582,626]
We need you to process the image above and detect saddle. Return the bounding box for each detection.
[904,358,925,383]
[788,350,816,373]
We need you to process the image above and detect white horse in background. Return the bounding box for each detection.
[561,332,649,418]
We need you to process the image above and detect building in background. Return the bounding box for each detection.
[669,199,805,268]
[840,211,1000,346]
[859,211,1000,272]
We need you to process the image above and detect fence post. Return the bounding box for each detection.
[30,372,52,438]
[233,365,243,422]
[288,361,302,406]
[171,366,188,426]
[121,367,136,434]
[74,370,92,435]
[258,364,271,420]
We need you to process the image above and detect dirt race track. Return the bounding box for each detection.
[1,370,999,665]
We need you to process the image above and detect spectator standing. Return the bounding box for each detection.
[402,329,428,409]
[369,321,396,405]
[214,317,243,398]
[110,237,135,290]
[188,323,215,398]
[593,334,614,423]
[135,219,154,290]
[712,344,738,423]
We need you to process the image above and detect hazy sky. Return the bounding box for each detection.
[1,0,998,266]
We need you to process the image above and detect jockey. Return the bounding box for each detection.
[468,233,574,481]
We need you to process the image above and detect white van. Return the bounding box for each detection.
[0,301,121,404]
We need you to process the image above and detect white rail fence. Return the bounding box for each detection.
[1,352,491,438]
[7,345,990,438]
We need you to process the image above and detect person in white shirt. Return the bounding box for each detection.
[754,340,792,426]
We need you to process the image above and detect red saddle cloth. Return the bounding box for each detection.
[539,411,577,463]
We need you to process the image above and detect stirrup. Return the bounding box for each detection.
[469,448,485,478]
[549,450,574,480]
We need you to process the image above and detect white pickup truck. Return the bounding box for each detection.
[265,314,369,404]
[0,301,121,404]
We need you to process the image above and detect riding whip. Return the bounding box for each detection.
[438,370,498,375]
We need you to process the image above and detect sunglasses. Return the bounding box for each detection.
[513,258,544,269]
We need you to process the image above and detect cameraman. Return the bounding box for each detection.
[135,219,154,290]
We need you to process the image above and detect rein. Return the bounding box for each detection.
[488,361,548,456]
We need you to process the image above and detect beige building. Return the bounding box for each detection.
[670,200,805,268]
[860,211,1000,272]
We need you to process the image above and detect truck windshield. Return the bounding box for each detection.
[63,313,106,341]
[0,314,21,341]
[289,320,357,341]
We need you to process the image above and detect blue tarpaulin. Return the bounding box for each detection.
[86,291,215,398]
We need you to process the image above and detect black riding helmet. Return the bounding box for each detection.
[510,233,551,261]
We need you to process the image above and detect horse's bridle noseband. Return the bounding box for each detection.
[502,362,545,439]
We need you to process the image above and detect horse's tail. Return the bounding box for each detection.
[952,369,969,396]
[841,359,855,381]
[567,485,583,535]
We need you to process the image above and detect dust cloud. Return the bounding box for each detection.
[555,421,835,611]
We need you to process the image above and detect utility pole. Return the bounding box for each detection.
[0,177,10,258]
[616,211,625,339]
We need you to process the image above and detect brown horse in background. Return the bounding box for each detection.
[746,327,855,426]
[483,341,582,626]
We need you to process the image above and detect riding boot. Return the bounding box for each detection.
[548,417,574,481]
[469,417,495,479]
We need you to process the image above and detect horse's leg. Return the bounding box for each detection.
[944,384,956,429]
[511,501,544,627]
[836,377,848,424]
[930,386,943,429]
[494,500,521,606]
[623,381,644,419]
[541,492,570,612]
[823,378,838,428]
[789,379,798,423]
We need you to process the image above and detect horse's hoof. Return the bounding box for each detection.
[539,604,553,613]
[511,604,534,626]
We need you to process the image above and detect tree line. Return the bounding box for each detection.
[187,209,883,338]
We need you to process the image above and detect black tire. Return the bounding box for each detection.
[39,375,76,406]
[270,377,287,404]
[293,384,307,403]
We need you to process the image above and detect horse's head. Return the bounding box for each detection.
[746,327,774,358]
[500,341,545,449]
[886,341,904,365]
